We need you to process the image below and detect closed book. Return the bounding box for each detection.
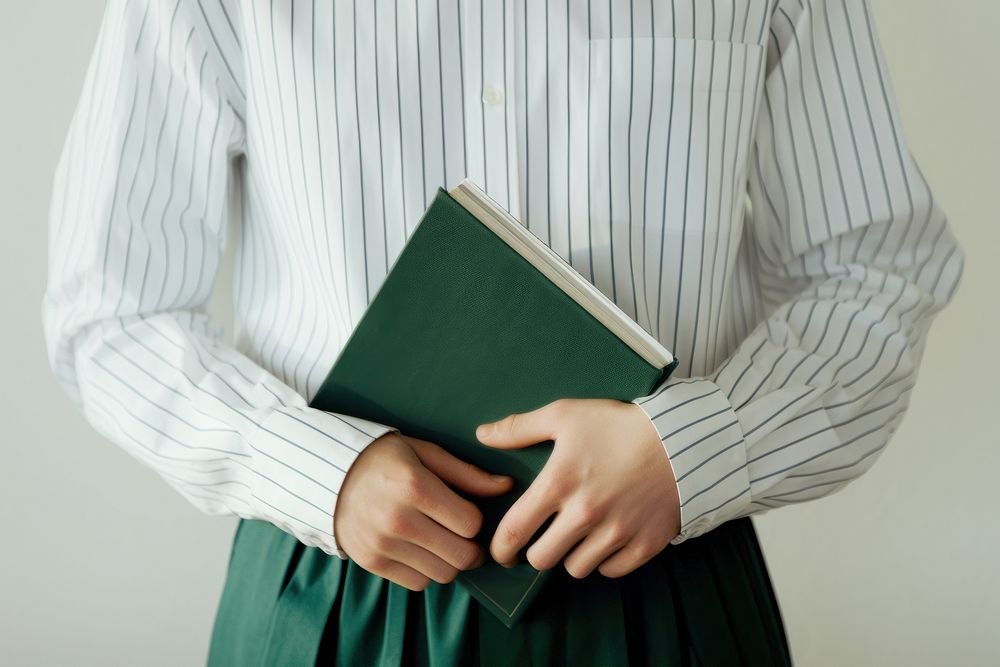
[310,178,678,628]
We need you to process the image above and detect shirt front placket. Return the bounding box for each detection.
[462,0,521,217]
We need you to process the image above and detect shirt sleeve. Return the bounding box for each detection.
[41,0,396,559]
[631,0,965,545]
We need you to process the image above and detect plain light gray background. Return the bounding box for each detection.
[2,1,997,664]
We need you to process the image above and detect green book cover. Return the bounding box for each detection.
[310,181,678,628]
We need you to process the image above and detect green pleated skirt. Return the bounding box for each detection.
[207,516,791,666]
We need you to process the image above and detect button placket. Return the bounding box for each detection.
[460,0,519,215]
[497,0,521,218]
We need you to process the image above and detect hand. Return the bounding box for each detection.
[475,398,680,579]
[334,432,514,591]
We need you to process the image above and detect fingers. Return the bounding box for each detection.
[490,469,560,566]
[596,529,666,579]
[476,399,568,449]
[409,437,514,497]
[364,519,489,590]
[375,560,431,592]
[401,510,487,571]
[359,513,486,590]
[403,462,488,540]
[563,524,647,580]
[595,543,655,580]
[523,508,591,572]
[382,539,462,586]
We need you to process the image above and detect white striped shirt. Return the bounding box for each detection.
[43,0,964,560]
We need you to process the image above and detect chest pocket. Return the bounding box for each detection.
[585,36,765,242]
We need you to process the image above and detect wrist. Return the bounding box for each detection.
[631,378,750,544]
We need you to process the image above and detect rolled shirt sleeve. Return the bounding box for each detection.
[41,0,395,559]
[633,0,965,545]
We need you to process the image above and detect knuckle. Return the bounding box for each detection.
[550,398,571,418]
[383,507,410,535]
[606,522,630,547]
[393,518,419,542]
[497,413,518,437]
[363,552,389,572]
[370,530,394,552]
[533,473,556,496]
[391,463,417,485]
[397,472,427,504]
[500,522,523,546]
[534,472,566,499]
[574,499,606,526]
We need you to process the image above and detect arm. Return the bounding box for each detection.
[42,0,395,558]
[632,0,965,544]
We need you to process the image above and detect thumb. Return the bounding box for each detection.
[476,401,563,449]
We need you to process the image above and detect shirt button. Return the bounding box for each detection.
[481,85,504,106]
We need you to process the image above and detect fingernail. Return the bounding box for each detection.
[476,424,491,439]
[490,473,510,482]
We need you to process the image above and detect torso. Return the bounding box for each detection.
[228,0,775,398]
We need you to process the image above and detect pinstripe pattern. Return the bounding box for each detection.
[43,0,963,558]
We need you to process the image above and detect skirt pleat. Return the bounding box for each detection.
[208,517,791,666]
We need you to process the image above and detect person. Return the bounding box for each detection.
[43,0,964,664]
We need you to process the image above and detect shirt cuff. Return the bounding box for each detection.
[632,377,751,545]
[245,405,398,559]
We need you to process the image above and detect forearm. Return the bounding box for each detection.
[633,0,965,543]
[42,0,397,559]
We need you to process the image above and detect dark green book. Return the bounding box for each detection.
[310,178,678,628]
